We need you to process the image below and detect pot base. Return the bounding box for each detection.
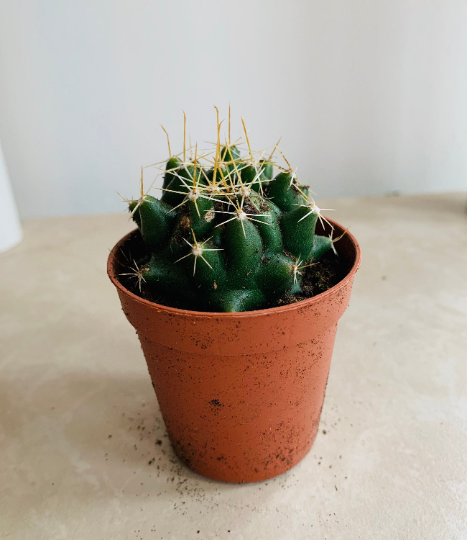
[168,421,320,483]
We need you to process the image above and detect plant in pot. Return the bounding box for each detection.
[107,110,361,483]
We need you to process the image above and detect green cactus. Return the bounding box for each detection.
[122,114,344,312]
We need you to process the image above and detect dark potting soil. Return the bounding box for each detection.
[279,250,347,306]
[116,231,348,312]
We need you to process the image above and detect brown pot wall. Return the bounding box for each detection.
[107,219,361,483]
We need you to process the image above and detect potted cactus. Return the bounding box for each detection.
[107,110,361,483]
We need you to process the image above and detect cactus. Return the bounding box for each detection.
[122,111,344,312]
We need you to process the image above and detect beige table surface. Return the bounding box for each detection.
[1,193,466,540]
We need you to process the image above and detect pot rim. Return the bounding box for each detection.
[107,217,361,319]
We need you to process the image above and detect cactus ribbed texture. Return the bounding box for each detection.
[123,115,342,312]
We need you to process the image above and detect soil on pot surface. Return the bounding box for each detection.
[116,231,348,312]
[279,251,347,306]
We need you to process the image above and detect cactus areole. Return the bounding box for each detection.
[119,116,347,313]
[108,112,361,483]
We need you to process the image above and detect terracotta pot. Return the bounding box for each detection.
[107,219,361,483]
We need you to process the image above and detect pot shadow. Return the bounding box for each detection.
[0,368,251,505]
[1,368,174,464]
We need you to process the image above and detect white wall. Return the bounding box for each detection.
[0,0,466,218]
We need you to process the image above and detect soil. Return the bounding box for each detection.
[116,231,348,312]
[282,250,347,306]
